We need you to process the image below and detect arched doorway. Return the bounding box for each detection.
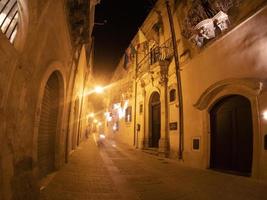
[149,92,161,148]
[210,95,253,176]
[37,72,61,178]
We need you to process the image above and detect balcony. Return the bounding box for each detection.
[137,38,174,76]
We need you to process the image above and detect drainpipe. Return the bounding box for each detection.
[165,0,184,160]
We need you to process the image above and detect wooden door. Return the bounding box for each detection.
[152,103,161,147]
[210,95,253,176]
[150,92,161,148]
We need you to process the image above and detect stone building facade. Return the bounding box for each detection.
[0,0,99,199]
[104,0,267,181]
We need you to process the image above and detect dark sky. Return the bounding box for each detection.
[93,0,155,83]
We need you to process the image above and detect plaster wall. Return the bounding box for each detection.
[0,0,90,199]
[173,6,267,179]
[107,1,267,181]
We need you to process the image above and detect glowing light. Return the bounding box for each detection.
[118,108,125,119]
[98,122,102,126]
[123,100,129,109]
[107,116,112,122]
[113,103,121,110]
[93,119,98,123]
[263,111,267,120]
[94,86,104,94]
[99,134,106,139]
[88,113,94,118]
[105,112,112,122]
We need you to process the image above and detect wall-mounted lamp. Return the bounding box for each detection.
[263,111,267,120]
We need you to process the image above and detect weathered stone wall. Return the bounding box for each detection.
[0,0,93,199]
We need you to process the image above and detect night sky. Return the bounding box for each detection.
[93,0,155,83]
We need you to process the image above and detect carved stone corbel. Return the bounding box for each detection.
[159,61,170,86]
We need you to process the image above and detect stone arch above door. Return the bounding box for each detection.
[194,78,263,111]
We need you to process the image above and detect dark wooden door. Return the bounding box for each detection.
[38,73,59,178]
[210,95,253,176]
[152,103,161,147]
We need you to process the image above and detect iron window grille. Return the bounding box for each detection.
[0,0,19,43]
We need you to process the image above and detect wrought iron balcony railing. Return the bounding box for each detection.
[137,38,174,76]
[0,0,18,43]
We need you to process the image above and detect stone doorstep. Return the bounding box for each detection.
[142,148,159,156]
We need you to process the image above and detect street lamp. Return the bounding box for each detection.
[94,86,104,94]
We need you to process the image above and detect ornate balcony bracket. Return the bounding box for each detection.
[159,61,170,86]
[190,11,230,47]
[213,11,230,31]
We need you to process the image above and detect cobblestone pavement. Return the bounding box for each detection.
[40,135,267,200]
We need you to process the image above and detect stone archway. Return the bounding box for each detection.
[149,92,161,148]
[194,78,262,178]
[210,95,253,176]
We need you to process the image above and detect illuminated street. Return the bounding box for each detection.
[40,135,267,200]
[1,0,267,199]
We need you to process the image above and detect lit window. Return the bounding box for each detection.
[125,106,132,122]
[0,0,19,43]
[169,89,176,102]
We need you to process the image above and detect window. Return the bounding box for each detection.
[192,137,200,151]
[150,46,160,65]
[0,0,19,43]
[125,106,132,122]
[169,89,176,102]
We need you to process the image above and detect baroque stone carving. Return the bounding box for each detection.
[181,0,243,46]
[159,61,170,86]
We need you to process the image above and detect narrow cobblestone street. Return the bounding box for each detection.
[40,135,267,200]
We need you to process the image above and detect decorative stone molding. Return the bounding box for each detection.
[181,0,242,47]
[213,11,230,31]
[159,60,170,86]
[194,78,264,110]
[190,11,229,47]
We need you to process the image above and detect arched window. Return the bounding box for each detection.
[169,89,176,102]
[0,0,19,43]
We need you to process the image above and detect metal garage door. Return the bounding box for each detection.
[38,73,60,178]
